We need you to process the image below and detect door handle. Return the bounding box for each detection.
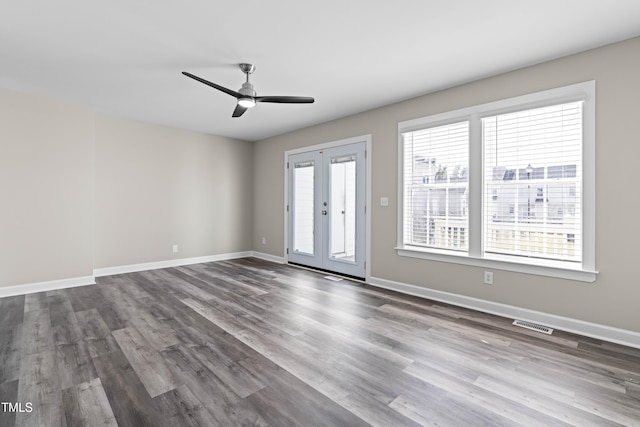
[322,210,328,215]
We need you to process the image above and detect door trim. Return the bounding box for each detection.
[284,135,372,282]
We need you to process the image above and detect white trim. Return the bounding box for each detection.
[284,134,372,282]
[93,251,252,277]
[398,81,595,133]
[250,251,286,264]
[0,252,281,298]
[285,135,369,156]
[368,276,640,350]
[365,137,372,283]
[396,247,597,282]
[0,276,95,298]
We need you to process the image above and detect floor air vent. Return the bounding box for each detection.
[512,320,554,335]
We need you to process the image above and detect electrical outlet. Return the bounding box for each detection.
[172,244,178,253]
[484,271,493,285]
[262,237,266,245]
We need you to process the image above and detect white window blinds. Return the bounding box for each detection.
[402,121,469,251]
[483,101,583,262]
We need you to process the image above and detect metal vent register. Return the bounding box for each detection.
[512,320,554,335]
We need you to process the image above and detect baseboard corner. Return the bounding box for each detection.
[250,251,286,264]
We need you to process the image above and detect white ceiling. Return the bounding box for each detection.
[2,1,640,142]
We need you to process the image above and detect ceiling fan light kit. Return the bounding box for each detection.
[238,97,256,109]
[182,63,314,118]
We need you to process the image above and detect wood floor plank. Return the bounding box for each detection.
[65,284,103,313]
[247,380,370,427]
[21,307,54,356]
[206,290,313,337]
[234,327,353,399]
[144,269,223,302]
[401,360,573,427]
[61,377,118,427]
[182,297,352,398]
[628,379,640,400]
[188,342,265,398]
[73,309,120,358]
[91,281,131,331]
[92,348,165,427]
[0,295,24,327]
[54,340,98,392]
[23,293,48,313]
[239,354,370,427]
[51,311,99,390]
[118,271,233,348]
[46,290,74,327]
[100,282,180,350]
[135,269,195,300]
[0,324,23,385]
[160,344,250,426]
[389,391,524,427]
[153,385,221,427]
[180,264,270,297]
[16,350,65,427]
[339,387,424,427]
[473,372,623,425]
[573,386,640,426]
[112,327,180,398]
[0,380,19,427]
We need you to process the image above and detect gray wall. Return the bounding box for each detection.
[94,115,253,268]
[0,89,254,287]
[0,89,95,286]
[252,36,640,332]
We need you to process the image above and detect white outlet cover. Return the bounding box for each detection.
[484,271,493,284]
[380,197,389,207]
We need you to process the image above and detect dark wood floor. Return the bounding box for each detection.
[1,258,640,426]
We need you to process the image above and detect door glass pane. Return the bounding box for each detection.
[294,162,315,254]
[330,156,356,262]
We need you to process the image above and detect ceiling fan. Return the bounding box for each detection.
[182,63,315,117]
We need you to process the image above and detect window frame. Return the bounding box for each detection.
[397,81,597,282]
[401,120,470,252]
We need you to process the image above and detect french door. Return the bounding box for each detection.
[287,141,366,278]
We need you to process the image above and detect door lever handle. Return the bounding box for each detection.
[321,210,328,215]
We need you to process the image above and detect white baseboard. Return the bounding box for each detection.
[250,251,286,264]
[0,276,95,298]
[368,276,640,350]
[2,251,265,298]
[93,251,253,277]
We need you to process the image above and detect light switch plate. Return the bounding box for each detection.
[380,197,389,207]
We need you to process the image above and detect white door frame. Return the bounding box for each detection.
[284,135,372,281]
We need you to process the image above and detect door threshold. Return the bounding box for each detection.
[287,262,366,283]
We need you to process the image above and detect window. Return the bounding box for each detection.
[483,102,582,262]
[402,121,469,251]
[397,81,596,282]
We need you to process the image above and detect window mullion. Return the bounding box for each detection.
[468,114,482,257]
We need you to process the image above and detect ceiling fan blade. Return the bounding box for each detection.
[255,96,315,104]
[232,104,248,118]
[182,71,242,99]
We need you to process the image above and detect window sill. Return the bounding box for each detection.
[396,246,598,282]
